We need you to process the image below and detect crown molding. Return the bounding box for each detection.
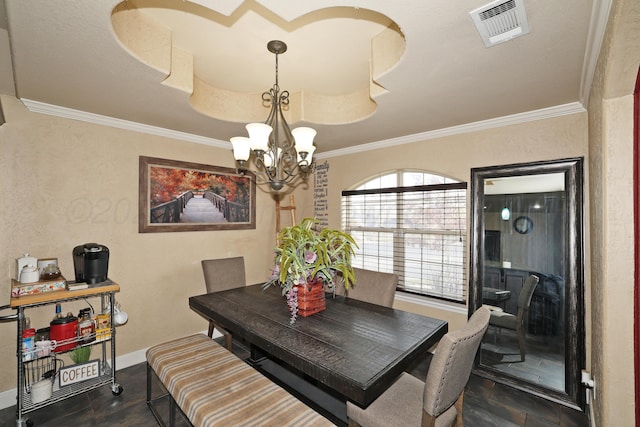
[21,99,230,149]
[579,0,612,106]
[21,98,585,160]
[316,102,586,160]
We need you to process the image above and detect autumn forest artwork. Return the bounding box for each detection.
[149,166,249,209]
[139,157,256,232]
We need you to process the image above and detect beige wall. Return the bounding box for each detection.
[0,93,592,398]
[587,0,640,425]
[0,96,279,392]
[298,113,590,332]
[2,2,638,419]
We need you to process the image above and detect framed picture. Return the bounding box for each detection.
[139,156,256,233]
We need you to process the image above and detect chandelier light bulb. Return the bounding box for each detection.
[230,136,251,161]
[292,127,317,153]
[297,145,316,165]
[264,147,282,168]
[246,123,272,152]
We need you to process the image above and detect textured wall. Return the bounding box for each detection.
[0,96,277,394]
[587,0,640,424]
[301,113,589,323]
[0,93,599,416]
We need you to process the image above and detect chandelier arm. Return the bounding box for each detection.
[252,155,313,191]
[230,40,315,193]
[277,100,295,150]
[253,155,280,182]
[274,95,296,171]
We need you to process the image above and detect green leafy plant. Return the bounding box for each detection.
[69,346,92,364]
[265,218,358,322]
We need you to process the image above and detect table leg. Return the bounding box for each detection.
[249,344,268,364]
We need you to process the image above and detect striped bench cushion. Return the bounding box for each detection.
[146,334,334,427]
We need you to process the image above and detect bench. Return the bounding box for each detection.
[146,334,334,427]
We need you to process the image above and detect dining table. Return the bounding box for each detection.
[189,283,448,423]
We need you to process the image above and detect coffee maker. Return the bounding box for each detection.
[73,243,109,284]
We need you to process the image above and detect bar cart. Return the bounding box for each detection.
[0,280,122,427]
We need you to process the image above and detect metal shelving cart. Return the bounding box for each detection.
[0,280,122,427]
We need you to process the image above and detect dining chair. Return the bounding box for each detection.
[488,274,539,362]
[334,267,398,308]
[201,257,246,350]
[347,307,490,427]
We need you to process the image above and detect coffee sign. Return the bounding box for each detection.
[59,360,100,387]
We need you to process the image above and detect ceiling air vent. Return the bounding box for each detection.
[470,0,530,48]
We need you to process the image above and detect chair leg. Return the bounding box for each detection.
[421,409,436,427]
[146,363,152,404]
[454,391,464,427]
[169,395,176,427]
[517,329,526,362]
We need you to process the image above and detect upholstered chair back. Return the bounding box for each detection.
[517,274,539,311]
[334,267,398,308]
[201,257,246,293]
[423,307,490,419]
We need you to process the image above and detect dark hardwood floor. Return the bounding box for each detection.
[481,327,566,392]
[409,357,590,427]
[0,338,590,427]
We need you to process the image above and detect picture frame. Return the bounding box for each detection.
[139,156,256,233]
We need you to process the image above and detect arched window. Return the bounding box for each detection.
[342,170,467,302]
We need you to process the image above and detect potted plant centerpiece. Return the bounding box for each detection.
[265,217,358,323]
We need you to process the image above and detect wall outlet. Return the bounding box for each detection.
[581,369,596,402]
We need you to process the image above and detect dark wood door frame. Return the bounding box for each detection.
[634,65,640,427]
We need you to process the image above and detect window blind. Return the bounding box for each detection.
[342,182,467,303]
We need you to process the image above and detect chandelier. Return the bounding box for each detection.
[230,40,317,193]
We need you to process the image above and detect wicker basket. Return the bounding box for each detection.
[294,282,326,317]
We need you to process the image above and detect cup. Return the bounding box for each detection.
[35,340,57,358]
[113,308,128,326]
[19,266,40,284]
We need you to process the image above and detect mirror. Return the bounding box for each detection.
[469,158,584,410]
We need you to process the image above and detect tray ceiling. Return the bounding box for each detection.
[0,0,604,154]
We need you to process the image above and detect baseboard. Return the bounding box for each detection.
[588,403,596,427]
[0,330,214,410]
[0,384,17,410]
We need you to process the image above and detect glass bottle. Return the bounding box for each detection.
[22,316,31,331]
[53,303,62,320]
[78,308,95,343]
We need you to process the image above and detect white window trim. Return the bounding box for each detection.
[394,290,468,315]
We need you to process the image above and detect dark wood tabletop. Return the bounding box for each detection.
[189,284,448,407]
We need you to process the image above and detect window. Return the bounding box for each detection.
[342,171,467,302]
